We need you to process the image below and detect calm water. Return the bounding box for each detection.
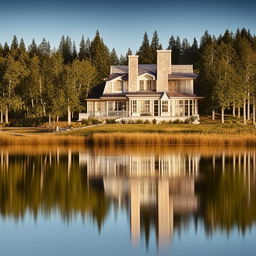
[0,145,256,256]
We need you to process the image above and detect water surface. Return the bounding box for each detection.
[0,145,255,256]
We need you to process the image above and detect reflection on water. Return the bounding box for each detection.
[1,146,256,255]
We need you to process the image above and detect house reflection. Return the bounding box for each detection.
[80,151,200,248]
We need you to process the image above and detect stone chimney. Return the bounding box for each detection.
[156,50,172,92]
[128,55,139,92]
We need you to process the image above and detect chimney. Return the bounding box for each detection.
[128,55,139,92]
[156,50,171,92]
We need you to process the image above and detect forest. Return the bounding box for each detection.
[0,28,256,126]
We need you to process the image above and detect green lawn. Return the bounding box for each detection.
[63,122,256,136]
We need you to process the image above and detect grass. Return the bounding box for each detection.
[1,116,256,146]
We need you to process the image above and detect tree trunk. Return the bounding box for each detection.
[49,115,51,126]
[0,111,3,123]
[5,107,8,123]
[233,103,236,117]
[238,107,241,118]
[221,107,224,124]
[253,103,256,125]
[212,110,215,120]
[57,115,59,122]
[68,105,71,125]
[247,94,250,120]
[243,99,247,125]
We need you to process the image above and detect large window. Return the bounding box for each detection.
[161,101,169,112]
[139,79,156,91]
[132,100,137,113]
[168,80,179,93]
[140,100,151,116]
[115,101,126,111]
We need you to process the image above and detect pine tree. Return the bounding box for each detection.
[90,30,110,81]
[28,39,38,57]
[180,38,190,64]
[190,38,199,67]
[19,38,26,53]
[110,48,119,65]
[85,38,91,60]
[3,42,10,57]
[137,32,152,64]
[72,41,78,60]
[167,36,181,64]
[150,30,162,63]
[79,35,87,60]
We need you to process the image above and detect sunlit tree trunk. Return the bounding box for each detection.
[253,102,256,125]
[221,107,224,124]
[247,93,250,120]
[68,105,71,125]
[0,111,3,123]
[233,103,236,117]
[212,109,215,120]
[48,115,51,126]
[5,107,8,123]
[238,107,241,118]
[243,98,247,125]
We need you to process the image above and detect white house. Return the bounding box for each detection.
[79,50,202,121]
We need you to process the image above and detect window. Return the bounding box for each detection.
[168,80,179,93]
[175,100,185,116]
[132,100,137,113]
[140,80,144,91]
[146,80,151,90]
[162,101,168,112]
[115,101,126,111]
[140,100,151,116]
[108,102,114,111]
[114,80,123,92]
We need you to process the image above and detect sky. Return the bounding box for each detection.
[0,0,255,55]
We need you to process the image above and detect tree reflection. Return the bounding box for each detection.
[0,146,256,248]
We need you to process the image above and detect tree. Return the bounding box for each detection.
[167,36,181,64]
[137,32,152,64]
[90,30,110,81]
[3,55,28,122]
[79,35,87,60]
[109,48,119,65]
[72,41,78,60]
[28,39,38,57]
[150,30,162,63]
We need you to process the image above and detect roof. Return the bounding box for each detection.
[168,73,198,80]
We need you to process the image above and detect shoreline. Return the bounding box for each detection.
[1,131,256,146]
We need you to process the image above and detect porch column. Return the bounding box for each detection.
[195,100,198,115]
[106,101,108,117]
[188,100,190,116]
[192,100,195,116]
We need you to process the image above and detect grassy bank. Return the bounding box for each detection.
[1,122,256,146]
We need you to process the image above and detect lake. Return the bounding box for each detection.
[0,145,255,256]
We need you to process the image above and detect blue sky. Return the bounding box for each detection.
[0,0,255,55]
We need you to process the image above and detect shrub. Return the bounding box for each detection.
[8,116,48,127]
[143,119,151,124]
[172,119,181,124]
[106,119,116,124]
[81,119,91,126]
[90,118,102,125]
[152,119,157,124]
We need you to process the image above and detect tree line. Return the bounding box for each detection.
[0,28,256,125]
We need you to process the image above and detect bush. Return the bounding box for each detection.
[143,119,150,124]
[172,119,181,124]
[90,118,102,125]
[152,119,157,124]
[81,119,91,126]
[9,116,48,127]
[106,119,116,124]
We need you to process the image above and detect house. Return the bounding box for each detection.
[79,50,202,122]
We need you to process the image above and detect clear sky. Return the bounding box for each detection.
[0,0,255,55]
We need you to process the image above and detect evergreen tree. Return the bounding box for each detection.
[180,38,190,64]
[167,36,181,64]
[150,30,162,63]
[85,38,91,60]
[3,42,10,57]
[190,38,199,67]
[19,38,26,53]
[72,41,78,60]
[28,39,38,57]
[109,48,119,65]
[137,32,152,64]
[79,35,87,60]
[90,30,110,81]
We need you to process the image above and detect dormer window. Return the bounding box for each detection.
[139,75,156,91]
